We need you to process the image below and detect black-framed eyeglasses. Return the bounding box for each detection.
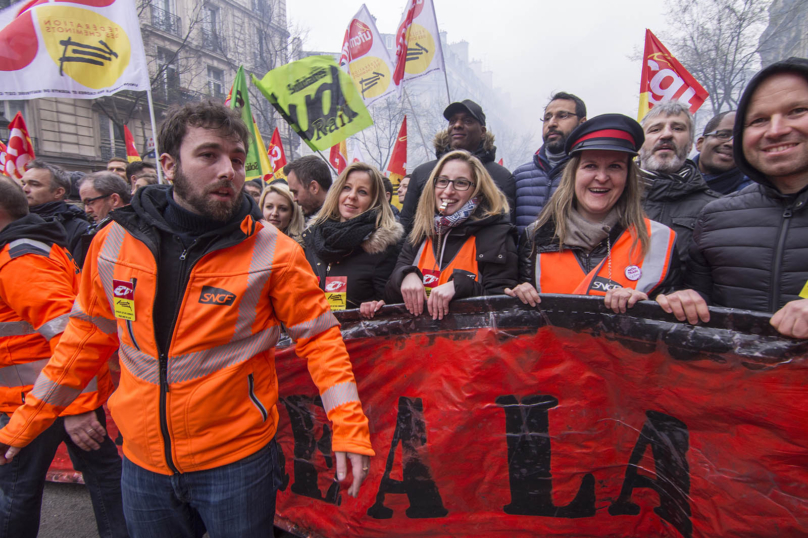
[541,111,579,123]
[83,193,112,207]
[435,178,474,191]
[703,130,733,141]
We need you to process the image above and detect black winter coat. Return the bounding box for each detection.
[518,219,681,297]
[640,161,721,264]
[399,130,516,234]
[303,222,404,309]
[29,201,90,258]
[385,212,518,303]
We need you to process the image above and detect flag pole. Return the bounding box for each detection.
[145,87,165,184]
[403,88,432,162]
[316,149,338,174]
[442,69,451,105]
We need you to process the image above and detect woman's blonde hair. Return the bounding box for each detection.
[409,150,509,245]
[259,182,305,239]
[313,162,396,230]
[535,152,648,256]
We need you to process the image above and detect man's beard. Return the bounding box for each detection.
[543,129,567,154]
[172,164,243,222]
[639,141,689,174]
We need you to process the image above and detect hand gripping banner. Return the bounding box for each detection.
[271,296,808,538]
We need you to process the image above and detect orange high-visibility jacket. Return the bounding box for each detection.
[0,220,112,414]
[0,214,373,474]
[414,235,478,288]
[535,219,677,296]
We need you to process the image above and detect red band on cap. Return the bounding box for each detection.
[573,129,635,148]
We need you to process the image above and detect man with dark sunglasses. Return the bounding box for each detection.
[694,110,752,194]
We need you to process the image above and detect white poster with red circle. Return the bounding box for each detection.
[0,0,149,100]
[339,4,398,108]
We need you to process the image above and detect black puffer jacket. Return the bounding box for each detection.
[685,57,808,313]
[385,212,518,303]
[29,201,90,257]
[303,222,404,309]
[399,130,516,233]
[517,220,681,297]
[640,161,721,264]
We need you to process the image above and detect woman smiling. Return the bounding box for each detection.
[506,114,681,313]
[302,162,403,318]
[386,150,518,320]
[259,183,304,244]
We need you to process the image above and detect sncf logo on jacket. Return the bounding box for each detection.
[199,286,237,306]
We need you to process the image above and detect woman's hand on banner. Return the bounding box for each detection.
[604,288,648,314]
[428,282,455,320]
[401,273,427,316]
[770,299,808,339]
[656,290,710,324]
[360,300,385,319]
[505,283,541,307]
[335,451,370,498]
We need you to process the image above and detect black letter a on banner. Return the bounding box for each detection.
[609,411,692,538]
[497,395,596,518]
[366,397,448,519]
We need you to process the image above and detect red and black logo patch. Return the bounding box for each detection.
[199,286,237,306]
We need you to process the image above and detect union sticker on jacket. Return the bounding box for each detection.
[112,279,135,321]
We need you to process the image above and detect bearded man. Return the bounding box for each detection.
[639,101,720,263]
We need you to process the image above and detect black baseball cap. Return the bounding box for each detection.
[443,100,486,127]
[565,114,644,156]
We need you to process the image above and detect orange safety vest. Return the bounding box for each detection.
[0,238,112,414]
[0,216,373,474]
[534,219,676,296]
[413,235,478,294]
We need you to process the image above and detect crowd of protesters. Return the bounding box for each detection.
[0,56,806,537]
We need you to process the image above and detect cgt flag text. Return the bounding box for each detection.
[638,29,709,120]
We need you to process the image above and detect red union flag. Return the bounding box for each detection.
[329,139,347,174]
[386,116,407,209]
[0,140,8,177]
[5,111,34,180]
[393,0,445,87]
[268,127,287,181]
[123,125,140,163]
[638,29,709,120]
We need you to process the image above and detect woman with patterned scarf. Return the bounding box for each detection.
[302,162,404,318]
[505,114,681,313]
[385,150,518,320]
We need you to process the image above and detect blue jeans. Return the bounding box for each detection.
[121,440,282,538]
[0,407,128,538]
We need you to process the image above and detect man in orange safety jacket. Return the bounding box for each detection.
[0,102,374,538]
[0,177,126,538]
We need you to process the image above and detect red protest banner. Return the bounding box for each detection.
[272,297,808,538]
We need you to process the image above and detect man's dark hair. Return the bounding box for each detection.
[283,155,332,191]
[382,177,393,196]
[0,178,29,220]
[703,110,735,135]
[125,161,156,181]
[28,159,70,195]
[80,171,132,204]
[158,100,251,162]
[548,92,587,119]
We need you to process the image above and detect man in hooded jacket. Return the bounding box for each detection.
[399,100,515,234]
[657,57,808,339]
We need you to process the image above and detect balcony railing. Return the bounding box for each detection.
[151,5,181,37]
[201,28,226,54]
[152,84,210,107]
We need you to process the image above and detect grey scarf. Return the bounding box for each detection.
[564,207,619,251]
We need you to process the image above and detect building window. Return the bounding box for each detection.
[202,6,225,53]
[0,101,26,141]
[151,0,181,37]
[155,48,180,103]
[207,66,225,100]
[99,114,126,162]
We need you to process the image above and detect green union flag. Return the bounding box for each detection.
[225,65,273,181]
[252,55,373,152]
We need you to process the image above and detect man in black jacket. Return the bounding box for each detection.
[21,159,90,257]
[657,57,808,339]
[639,101,720,263]
[693,110,752,194]
[399,100,515,233]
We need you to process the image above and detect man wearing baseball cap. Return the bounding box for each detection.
[399,99,516,233]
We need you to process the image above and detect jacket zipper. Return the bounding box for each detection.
[770,206,793,312]
[247,373,268,421]
[126,278,140,351]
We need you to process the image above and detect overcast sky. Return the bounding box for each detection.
[288,0,670,138]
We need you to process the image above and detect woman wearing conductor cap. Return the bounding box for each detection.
[506,114,681,313]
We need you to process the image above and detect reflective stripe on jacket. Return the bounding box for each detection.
[534,219,677,296]
[0,217,373,474]
[0,238,111,413]
[413,234,479,287]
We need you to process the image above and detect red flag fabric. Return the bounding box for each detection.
[5,112,35,180]
[393,1,418,85]
[268,128,288,181]
[0,141,9,178]
[497,158,503,166]
[329,140,348,174]
[123,126,141,163]
[638,29,709,120]
[386,116,407,209]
